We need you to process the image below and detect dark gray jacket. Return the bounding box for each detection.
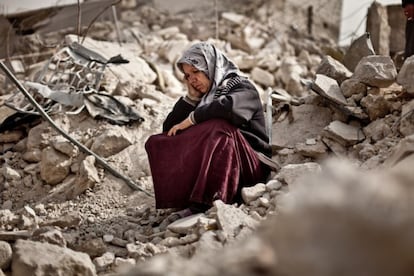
[163,77,272,157]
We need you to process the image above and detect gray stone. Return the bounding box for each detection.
[363,118,392,142]
[360,93,391,120]
[76,238,107,258]
[251,67,275,87]
[277,163,321,186]
[323,120,365,147]
[159,39,191,64]
[241,183,266,204]
[70,155,100,198]
[384,134,414,167]
[26,123,50,150]
[40,147,71,185]
[91,127,132,158]
[214,200,258,238]
[397,55,414,94]
[52,136,78,157]
[316,55,352,84]
[39,212,81,228]
[32,227,67,247]
[366,2,390,56]
[275,56,305,96]
[12,239,96,276]
[0,241,12,270]
[3,166,21,181]
[295,140,328,159]
[126,242,152,258]
[93,252,115,273]
[22,149,42,163]
[343,32,376,72]
[167,213,207,234]
[340,79,367,98]
[352,55,397,88]
[312,74,347,105]
[265,180,283,191]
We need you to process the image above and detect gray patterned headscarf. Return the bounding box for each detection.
[177,42,239,107]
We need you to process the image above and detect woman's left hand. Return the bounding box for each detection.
[167,117,193,136]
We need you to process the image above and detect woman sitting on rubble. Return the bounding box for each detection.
[145,41,271,218]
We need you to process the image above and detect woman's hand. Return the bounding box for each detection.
[167,117,193,136]
[186,80,203,100]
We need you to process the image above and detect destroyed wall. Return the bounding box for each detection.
[280,0,342,41]
[366,2,406,57]
[387,4,406,55]
[149,0,343,43]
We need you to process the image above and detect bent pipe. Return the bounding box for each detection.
[0,61,153,197]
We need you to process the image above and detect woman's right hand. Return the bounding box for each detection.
[186,80,203,100]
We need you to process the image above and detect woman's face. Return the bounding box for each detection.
[182,63,211,94]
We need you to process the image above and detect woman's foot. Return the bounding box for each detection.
[165,208,193,224]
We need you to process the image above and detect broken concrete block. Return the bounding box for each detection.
[214,200,258,239]
[71,156,100,198]
[250,67,275,87]
[397,55,414,94]
[384,134,414,167]
[241,183,267,204]
[277,162,321,186]
[343,32,376,72]
[3,166,21,181]
[91,126,132,158]
[321,137,347,156]
[323,120,365,147]
[12,240,96,276]
[159,40,190,64]
[167,213,207,234]
[40,147,71,185]
[0,241,12,270]
[366,2,391,56]
[26,123,50,151]
[52,136,78,157]
[93,252,115,273]
[276,56,305,96]
[316,55,352,84]
[363,118,392,142]
[312,74,347,105]
[340,78,367,98]
[243,25,266,52]
[265,180,282,192]
[352,55,397,88]
[360,93,391,120]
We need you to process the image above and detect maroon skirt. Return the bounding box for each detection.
[145,119,267,209]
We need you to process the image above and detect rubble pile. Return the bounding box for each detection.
[0,1,414,275]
